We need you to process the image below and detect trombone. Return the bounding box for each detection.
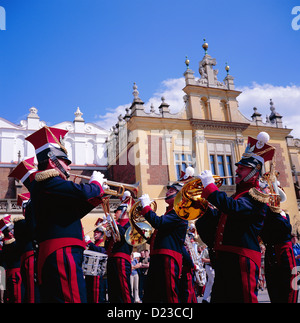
[68,173,139,197]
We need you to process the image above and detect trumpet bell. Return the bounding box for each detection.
[125,222,153,246]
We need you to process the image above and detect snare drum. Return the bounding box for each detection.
[82,250,107,277]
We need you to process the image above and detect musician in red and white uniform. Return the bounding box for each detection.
[0,214,24,303]
[139,182,188,303]
[25,126,106,303]
[9,157,39,303]
[85,223,107,303]
[259,177,298,303]
[105,191,135,303]
[196,132,274,303]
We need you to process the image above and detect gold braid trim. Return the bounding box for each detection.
[13,215,25,223]
[45,125,68,155]
[35,169,60,182]
[249,187,270,204]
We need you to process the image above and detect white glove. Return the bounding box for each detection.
[84,235,91,243]
[122,190,131,201]
[199,170,215,188]
[89,171,106,187]
[138,194,151,208]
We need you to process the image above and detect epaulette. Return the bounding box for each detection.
[35,169,60,182]
[249,187,270,204]
[12,215,25,223]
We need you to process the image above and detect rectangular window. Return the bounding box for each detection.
[174,152,193,180]
[207,141,235,186]
[226,156,234,185]
[210,155,216,175]
[217,155,225,177]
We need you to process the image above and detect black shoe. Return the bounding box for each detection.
[202,299,209,303]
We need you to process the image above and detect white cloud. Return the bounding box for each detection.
[237,82,300,138]
[94,103,131,131]
[95,79,300,138]
[94,78,186,130]
[143,78,186,114]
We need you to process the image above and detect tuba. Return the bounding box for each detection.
[174,176,226,221]
[125,200,156,246]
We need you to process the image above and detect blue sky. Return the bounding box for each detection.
[0,0,300,136]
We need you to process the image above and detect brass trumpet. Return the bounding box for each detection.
[125,200,156,246]
[174,175,232,221]
[68,173,139,197]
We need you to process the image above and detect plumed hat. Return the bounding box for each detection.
[236,132,275,173]
[25,126,71,165]
[17,192,31,207]
[8,157,37,190]
[179,166,195,182]
[0,214,13,232]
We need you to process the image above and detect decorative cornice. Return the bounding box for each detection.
[190,119,250,132]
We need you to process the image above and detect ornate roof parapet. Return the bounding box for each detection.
[223,63,235,90]
[74,107,84,122]
[183,56,197,86]
[248,100,285,129]
[26,107,45,130]
[269,98,283,128]
[197,39,231,89]
[158,96,170,117]
[27,107,39,119]
[129,82,146,117]
[251,107,264,126]
[125,82,184,120]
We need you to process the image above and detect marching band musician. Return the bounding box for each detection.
[179,236,198,303]
[85,225,108,303]
[259,177,298,303]
[14,193,40,303]
[25,126,107,303]
[196,132,274,303]
[105,191,135,303]
[9,157,40,303]
[0,214,24,303]
[139,182,188,303]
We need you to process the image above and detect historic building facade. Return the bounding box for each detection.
[0,106,109,230]
[107,41,300,234]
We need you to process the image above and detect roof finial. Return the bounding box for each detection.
[185,56,190,70]
[132,82,140,100]
[202,38,208,55]
[225,62,230,75]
